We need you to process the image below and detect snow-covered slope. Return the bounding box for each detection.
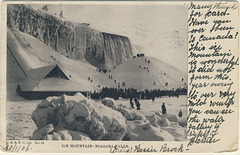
[93,56,187,90]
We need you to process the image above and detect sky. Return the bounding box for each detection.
[31,3,188,72]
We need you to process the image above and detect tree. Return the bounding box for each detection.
[42,5,48,11]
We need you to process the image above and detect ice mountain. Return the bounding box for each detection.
[7,4,133,70]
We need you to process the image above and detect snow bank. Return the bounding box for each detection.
[117,106,146,121]
[126,120,174,141]
[101,98,118,110]
[101,98,146,121]
[148,114,170,127]
[31,93,127,140]
[145,114,186,141]
[43,130,91,141]
[31,124,54,140]
[100,98,187,141]
[31,98,59,128]
[31,94,187,141]
[162,125,186,141]
[178,116,187,127]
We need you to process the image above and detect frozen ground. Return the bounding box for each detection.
[6,99,41,140]
[115,95,187,117]
[6,95,187,140]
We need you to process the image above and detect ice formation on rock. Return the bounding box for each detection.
[31,94,187,141]
[31,93,127,140]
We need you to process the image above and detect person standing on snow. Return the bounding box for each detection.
[178,110,182,118]
[162,102,166,114]
[130,96,134,109]
[134,98,141,110]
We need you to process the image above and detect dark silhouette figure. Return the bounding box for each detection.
[152,96,155,102]
[60,10,64,18]
[130,97,134,109]
[162,103,166,114]
[178,110,183,118]
[134,98,141,110]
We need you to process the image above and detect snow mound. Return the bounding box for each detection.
[43,130,91,141]
[178,116,187,127]
[31,93,127,140]
[126,120,174,141]
[162,124,187,141]
[155,112,179,123]
[31,99,57,128]
[117,106,146,121]
[101,98,118,110]
[101,98,146,121]
[148,114,170,127]
[31,124,91,141]
[31,124,54,140]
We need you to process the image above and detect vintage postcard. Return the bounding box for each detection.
[0,1,239,153]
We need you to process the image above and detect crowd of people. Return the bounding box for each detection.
[89,87,187,100]
[83,87,185,116]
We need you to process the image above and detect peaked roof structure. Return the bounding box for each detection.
[44,65,69,80]
[18,63,97,92]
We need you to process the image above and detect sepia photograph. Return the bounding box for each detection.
[6,3,188,141]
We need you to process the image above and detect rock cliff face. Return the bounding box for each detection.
[7,4,133,69]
